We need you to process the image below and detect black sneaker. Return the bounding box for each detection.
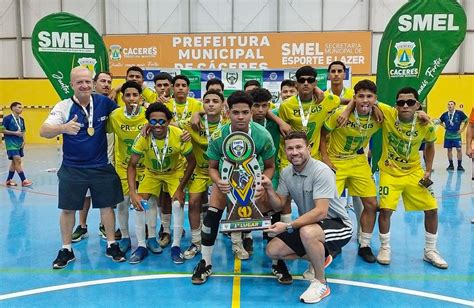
[243,237,253,255]
[99,224,106,239]
[457,165,465,172]
[71,225,88,243]
[115,228,122,241]
[358,246,376,263]
[446,165,454,171]
[106,242,126,262]
[271,260,293,285]
[191,260,212,285]
[52,248,75,269]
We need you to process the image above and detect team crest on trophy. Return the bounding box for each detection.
[220,131,271,232]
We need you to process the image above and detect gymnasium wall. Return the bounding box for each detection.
[0,75,472,145]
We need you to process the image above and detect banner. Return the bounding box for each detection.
[104,31,371,76]
[373,0,467,171]
[32,13,109,99]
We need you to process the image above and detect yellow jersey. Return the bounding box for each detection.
[164,97,203,123]
[324,106,381,158]
[180,116,228,173]
[378,103,436,176]
[131,125,193,175]
[278,94,340,165]
[116,87,157,108]
[324,87,354,101]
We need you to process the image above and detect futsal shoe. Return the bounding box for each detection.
[300,280,330,304]
[21,179,33,187]
[423,249,448,269]
[446,165,454,171]
[457,165,465,172]
[191,260,212,285]
[158,232,171,248]
[184,243,201,260]
[52,248,75,269]
[71,225,88,243]
[171,246,185,264]
[5,179,17,186]
[271,260,293,285]
[376,247,391,265]
[232,242,249,260]
[129,246,148,264]
[118,237,131,253]
[106,242,126,262]
[358,246,376,263]
[146,237,163,254]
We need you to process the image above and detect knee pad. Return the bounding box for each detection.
[201,207,223,246]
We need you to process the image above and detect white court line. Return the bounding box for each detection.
[0,274,473,306]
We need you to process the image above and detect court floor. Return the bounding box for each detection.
[0,144,472,307]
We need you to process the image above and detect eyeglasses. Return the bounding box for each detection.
[297,77,316,84]
[396,99,417,107]
[149,118,167,126]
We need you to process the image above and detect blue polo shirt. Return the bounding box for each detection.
[439,110,468,140]
[3,114,25,151]
[45,94,118,168]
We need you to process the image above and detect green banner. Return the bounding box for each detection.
[31,12,109,100]
[373,0,467,171]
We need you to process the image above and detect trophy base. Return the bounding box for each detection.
[220,217,272,232]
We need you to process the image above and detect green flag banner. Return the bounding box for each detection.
[373,0,467,171]
[32,12,109,100]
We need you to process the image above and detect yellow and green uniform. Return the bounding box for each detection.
[116,87,157,108]
[278,94,340,169]
[164,97,204,123]
[106,106,147,194]
[131,125,193,197]
[324,87,354,101]
[377,103,437,211]
[180,116,228,193]
[324,106,381,197]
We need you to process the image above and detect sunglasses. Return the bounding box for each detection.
[396,99,417,107]
[149,118,167,126]
[297,77,316,84]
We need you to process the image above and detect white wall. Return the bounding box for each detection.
[0,0,472,77]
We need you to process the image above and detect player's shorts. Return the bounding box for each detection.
[115,164,145,195]
[379,168,437,212]
[138,168,183,197]
[57,164,124,210]
[7,148,24,160]
[188,169,212,194]
[443,139,461,149]
[419,142,426,151]
[332,155,377,197]
[276,218,352,257]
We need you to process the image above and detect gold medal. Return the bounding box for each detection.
[87,127,95,136]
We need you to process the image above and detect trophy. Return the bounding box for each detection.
[220,131,271,232]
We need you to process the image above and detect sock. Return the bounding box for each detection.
[201,245,214,266]
[117,196,130,238]
[425,231,437,251]
[7,170,14,181]
[379,232,391,248]
[231,232,243,245]
[171,200,184,247]
[62,244,72,251]
[280,213,292,223]
[135,210,147,247]
[18,172,26,181]
[191,228,201,245]
[448,159,453,167]
[359,231,372,248]
[457,160,462,167]
[107,241,115,248]
[162,214,171,234]
[146,197,158,238]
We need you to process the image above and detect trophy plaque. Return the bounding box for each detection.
[220,131,271,232]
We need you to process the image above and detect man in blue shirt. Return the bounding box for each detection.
[439,101,468,171]
[2,102,32,187]
[40,66,125,269]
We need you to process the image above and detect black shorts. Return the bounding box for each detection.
[276,218,352,257]
[57,164,124,210]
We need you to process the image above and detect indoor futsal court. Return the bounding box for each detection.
[0,144,472,307]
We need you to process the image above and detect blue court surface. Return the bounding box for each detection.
[0,144,472,307]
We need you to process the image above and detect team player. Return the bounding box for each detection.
[179,89,227,259]
[106,81,149,254]
[376,87,448,269]
[280,79,298,102]
[153,72,173,104]
[438,101,468,171]
[113,66,157,107]
[128,103,196,264]
[320,80,381,262]
[191,90,276,284]
[2,102,32,187]
[325,61,354,103]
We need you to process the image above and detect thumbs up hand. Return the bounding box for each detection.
[63,114,81,135]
